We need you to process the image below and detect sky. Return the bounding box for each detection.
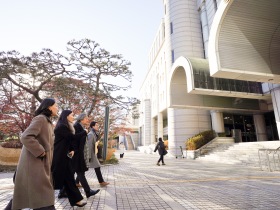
[0,0,164,99]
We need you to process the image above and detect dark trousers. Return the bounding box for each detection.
[120,153,124,158]
[60,161,83,206]
[94,167,104,183]
[158,155,164,163]
[4,199,56,210]
[75,172,90,193]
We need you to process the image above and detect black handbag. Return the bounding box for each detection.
[163,150,168,155]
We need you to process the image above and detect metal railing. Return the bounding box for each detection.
[123,135,129,150]
[129,134,135,150]
[258,147,280,172]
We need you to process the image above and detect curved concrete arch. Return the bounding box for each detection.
[168,56,263,112]
[208,0,280,83]
[167,56,212,157]
[167,56,194,108]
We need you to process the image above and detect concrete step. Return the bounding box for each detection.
[197,140,280,168]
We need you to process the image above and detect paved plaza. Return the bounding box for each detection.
[1,150,280,210]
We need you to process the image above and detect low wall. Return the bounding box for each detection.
[137,144,174,157]
[0,145,22,166]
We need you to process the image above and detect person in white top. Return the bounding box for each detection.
[119,142,125,158]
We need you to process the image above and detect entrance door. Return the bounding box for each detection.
[224,114,257,142]
[264,112,279,140]
[243,115,256,142]
[233,115,246,142]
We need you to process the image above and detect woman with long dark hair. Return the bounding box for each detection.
[51,110,88,207]
[10,98,58,210]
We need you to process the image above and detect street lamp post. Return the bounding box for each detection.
[102,106,110,162]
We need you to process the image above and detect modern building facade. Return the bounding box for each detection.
[138,0,280,156]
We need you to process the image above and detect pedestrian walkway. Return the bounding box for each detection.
[1,150,280,209]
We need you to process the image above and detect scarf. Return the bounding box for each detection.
[79,122,89,168]
[68,121,75,134]
[92,128,100,141]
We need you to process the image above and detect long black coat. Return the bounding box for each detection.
[154,141,166,155]
[72,123,88,173]
[51,124,87,189]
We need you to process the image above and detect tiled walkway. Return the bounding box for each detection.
[1,150,280,209]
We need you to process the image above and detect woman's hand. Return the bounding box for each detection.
[69,151,74,157]
[40,152,46,157]
[85,129,88,134]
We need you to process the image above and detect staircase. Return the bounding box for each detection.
[126,135,134,150]
[196,141,280,167]
[200,137,235,155]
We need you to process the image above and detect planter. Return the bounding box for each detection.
[105,148,113,162]
[0,145,22,166]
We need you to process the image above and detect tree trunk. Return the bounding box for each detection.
[30,96,36,115]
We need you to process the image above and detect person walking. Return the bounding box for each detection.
[51,110,88,207]
[154,137,167,166]
[88,121,110,186]
[119,142,125,158]
[8,98,58,210]
[72,114,101,194]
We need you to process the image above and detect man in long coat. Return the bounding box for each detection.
[88,121,109,186]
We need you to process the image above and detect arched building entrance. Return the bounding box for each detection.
[167,57,270,156]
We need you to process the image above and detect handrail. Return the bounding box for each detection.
[129,134,135,150]
[258,147,280,172]
[123,135,129,150]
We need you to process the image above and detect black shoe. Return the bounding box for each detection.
[86,189,100,198]
[58,192,68,198]
[72,202,87,207]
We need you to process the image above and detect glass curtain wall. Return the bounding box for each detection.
[193,69,263,94]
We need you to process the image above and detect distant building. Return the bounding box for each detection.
[119,106,139,150]
[138,0,280,156]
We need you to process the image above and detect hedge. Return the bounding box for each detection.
[185,130,216,150]
[218,133,227,137]
[2,140,23,149]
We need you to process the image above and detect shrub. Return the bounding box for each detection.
[102,153,119,165]
[218,133,226,137]
[185,130,216,150]
[2,140,23,149]
[0,166,17,172]
[164,140,168,150]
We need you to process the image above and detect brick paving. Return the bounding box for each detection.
[1,150,280,209]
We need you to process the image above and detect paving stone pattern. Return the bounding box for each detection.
[1,150,280,209]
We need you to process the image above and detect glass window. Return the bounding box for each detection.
[172,50,175,63]
[170,22,173,34]
[223,114,233,124]
[193,69,200,88]
[213,0,218,11]
[206,72,214,89]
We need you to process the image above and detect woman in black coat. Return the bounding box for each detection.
[72,113,100,198]
[154,137,167,166]
[51,110,87,207]
[72,114,88,175]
